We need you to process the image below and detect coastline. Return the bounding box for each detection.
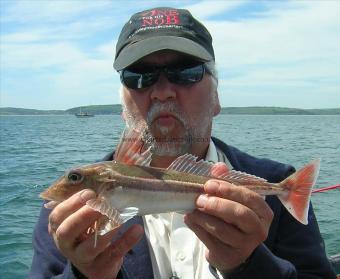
[1,105,340,116]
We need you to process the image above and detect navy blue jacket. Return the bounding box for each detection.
[29,138,336,278]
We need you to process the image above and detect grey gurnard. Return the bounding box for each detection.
[41,128,320,240]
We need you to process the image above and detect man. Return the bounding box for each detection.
[30,7,336,279]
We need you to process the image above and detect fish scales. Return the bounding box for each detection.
[113,162,209,184]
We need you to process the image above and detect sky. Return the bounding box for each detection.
[0,0,339,110]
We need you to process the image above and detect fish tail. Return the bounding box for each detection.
[278,159,320,225]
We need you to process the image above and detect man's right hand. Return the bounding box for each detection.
[48,189,144,279]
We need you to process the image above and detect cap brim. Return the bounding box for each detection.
[113,36,213,71]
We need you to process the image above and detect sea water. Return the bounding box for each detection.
[0,114,339,277]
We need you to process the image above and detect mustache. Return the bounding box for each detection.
[147,101,186,126]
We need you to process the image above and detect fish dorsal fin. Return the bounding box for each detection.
[167,153,267,183]
[114,128,152,166]
[167,154,221,177]
[220,170,268,183]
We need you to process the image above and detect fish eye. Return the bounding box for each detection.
[67,171,83,183]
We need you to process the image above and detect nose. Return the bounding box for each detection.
[150,73,176,102]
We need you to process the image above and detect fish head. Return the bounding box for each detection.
[40,162,115,202]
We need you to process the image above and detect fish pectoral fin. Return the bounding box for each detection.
[97,215,118,236]
[96,207,138,235]
[86,197,139,235]
[119,207,139,222]
[86,197,122,233]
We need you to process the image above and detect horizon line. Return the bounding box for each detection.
[1,105,340,111]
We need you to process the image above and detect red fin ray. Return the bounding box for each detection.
[278,159,320,224]
[114,128,152,166]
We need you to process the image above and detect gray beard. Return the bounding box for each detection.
[123,100,211,157]
[146,101,193,156]
[141,128,192,157]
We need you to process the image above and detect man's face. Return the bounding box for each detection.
[121,51,220,157]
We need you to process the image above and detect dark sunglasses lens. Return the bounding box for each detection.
[168,64,204,85]
[121,70,158,89]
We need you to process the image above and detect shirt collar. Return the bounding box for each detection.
[205,139,219,163]
[205,139,233,169]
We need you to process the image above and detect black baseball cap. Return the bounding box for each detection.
[113,7,215,71]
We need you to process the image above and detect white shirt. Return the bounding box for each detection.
[143,140,232,279]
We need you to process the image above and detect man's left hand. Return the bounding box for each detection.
[184,163,274,273]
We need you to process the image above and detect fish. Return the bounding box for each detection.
[40,128,320,240]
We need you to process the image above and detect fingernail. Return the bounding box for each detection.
[80,189,96,201]
[196,194,208,207]
[205,180,220,192]
[44,201,59,209]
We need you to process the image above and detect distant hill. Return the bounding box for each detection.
[0,105,122,115]
[66,105,122,115]
[1,105,340,115]
[0,107,65,115]
[220,107,340,115]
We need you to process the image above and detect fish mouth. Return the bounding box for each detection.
[39,176,66,201]
[39,188,54,201]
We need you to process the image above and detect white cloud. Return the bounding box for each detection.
[50,58,119,108]
[0,39,120,109]
[97,41,117,59]
[0,0,123,109]
[1,15,121,45]
[1,0,339,109]
[202,1,340,108]
[1,1,113,24]
[1,42,86,69]
[209,1,340,66]
[182,0,247,19]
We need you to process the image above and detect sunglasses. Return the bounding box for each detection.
[120,61,208,90]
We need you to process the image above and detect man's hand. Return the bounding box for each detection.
[184,163,274,273]
[48,189,144,279]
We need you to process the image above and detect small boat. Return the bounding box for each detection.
[75,112,94,117]
[75,108,94,117]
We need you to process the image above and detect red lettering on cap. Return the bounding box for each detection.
[140,9,181,26]
[142,18,153,26]
[154,18,165,25]
[168,10,179,16]
[142,9,179,17]
[166,15,179,24]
